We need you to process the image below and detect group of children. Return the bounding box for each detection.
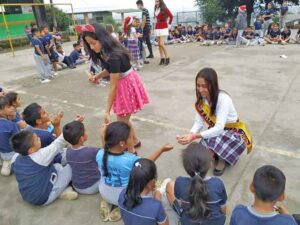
[31,25,89,84]
[0,87,299,225]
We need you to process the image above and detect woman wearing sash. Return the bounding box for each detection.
[82,24,150,153]
[177,68,252,176]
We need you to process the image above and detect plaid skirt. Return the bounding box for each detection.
[200,130,246,166]
[127,39,140,61]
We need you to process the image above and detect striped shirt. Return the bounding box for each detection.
[142,8,151,29]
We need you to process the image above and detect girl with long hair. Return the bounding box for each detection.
[118,158,169,225]
[82,23,149,153]
[177,68,252,176]
[96,121,173,222]
[164,143,227,225]
[154,0,173,65]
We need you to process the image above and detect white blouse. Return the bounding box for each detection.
[190,92,238,139]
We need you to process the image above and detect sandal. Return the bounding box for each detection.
[100,199,112,222]
[134,141,141,148]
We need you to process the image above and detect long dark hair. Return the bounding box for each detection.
[124,158,157,209]
[182,143,211,221]
[195,68,220,115]
[154,0,167,15]
[82,23,130,65]
[102,121,131,177]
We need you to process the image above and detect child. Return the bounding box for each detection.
[226,27,238,45]
[53,26,62,46]
[5,92,27,129]
[31,28,52,84]
[201,25,214,46]
[263,2,275,35]
[56,44,76,69]
[63,121,100,194]
[69,43,87,65]
[22,103,63,148]
[236,5,248,45]
[241,27,258,46]
[254,15,263,38]
[124,16,142,69]
[187,25,195,42]
[280,26,291,44]
[96,121,173,222]
[265,23,281,44]
[0,96,19,176]
[213,26,224,45]
[223,23,232,40]
[134,18,150,65]
[105,24,118,40]
[230,165,297,225]
[40,25,59,76]
[119,158,169,225]
[279,0,289,29]
[165,143,227,225]
[11,131,78,205]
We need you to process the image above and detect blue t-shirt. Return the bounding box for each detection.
[69,50,80,64]
[66,146,100,189]
[31,38,46,55]
[118,189,167,225]
[230,205,297,225]
[204,31,213,40]
[254,21,262,30]
[41,34,53,48]
[96,149,140,187]
[280,5,288,16]
[175,176,227,225]
[281,30,291,39]
[0,118,20,153]
[264,9,274,21]
[32,128,55,148]
[269,30,281,38]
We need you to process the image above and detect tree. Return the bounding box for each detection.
[45,6,72,31]
[195,0,225,25]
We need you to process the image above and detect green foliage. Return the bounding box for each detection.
[103,15,120,32]
[196,0,225,25]
[45,6,72,31]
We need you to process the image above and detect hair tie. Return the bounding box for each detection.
[135,162,142,168]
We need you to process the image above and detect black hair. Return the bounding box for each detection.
[124,158,157,209]
[0,96,9,110]
[22,103,42,127]
[63,121,85,145]
[39,25,47,32]
[253,165,286,202]
[31,28,39,36]
[5,92,18,106]
[136,0,143,6]
[195,68,220,116]
[73,43,80,48]
[102,121,131,177]
[10,130,34,156]
[82,23,130,66]
[182,143,211,221]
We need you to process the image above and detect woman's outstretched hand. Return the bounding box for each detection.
[176,134,193,145]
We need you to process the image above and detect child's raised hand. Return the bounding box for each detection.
[161,144,174,152]
[74,114,85,122]
[51,111,64,126]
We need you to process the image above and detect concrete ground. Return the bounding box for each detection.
[0,41,300,225]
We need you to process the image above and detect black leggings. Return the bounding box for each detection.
[143,28,153,56]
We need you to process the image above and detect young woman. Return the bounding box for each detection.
[154,0,173,65]
[118,158,169,225]
[164,143,227,225]
[177,68,252,176]
[82,24,150,152]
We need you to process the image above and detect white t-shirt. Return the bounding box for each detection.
[190,92,238,139]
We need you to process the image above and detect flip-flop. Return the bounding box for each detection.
[134,141,141,148]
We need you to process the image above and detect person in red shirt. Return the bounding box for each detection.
[154,0,173,66]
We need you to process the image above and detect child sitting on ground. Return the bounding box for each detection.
[69,43,88,65]
[223,23,232,40]
[63,121,100,195]
[22,103,63,148]
[119,158,169,225]
[213,26,224,45]
[230,165,297,225]
[96,121,173,222]
[56,44,76,69]
[11,130,78,206]
[165,143,227,225]
[0,96,19,176]
[265,23,281,44]
[5,92,27,129]
[201,25,214,46]
[241,27,258,46]
[280,26,291,44]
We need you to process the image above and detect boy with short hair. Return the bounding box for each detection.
[0,96,19,176]
[11,130,78,205]
[56,44,76,69]
[264,23,281,44]
[69,43,87,65]
[280,26,291,44]
[31,28,52,84]
[230,165,297,225]
[63,121,100,194]
[241,26,258,46]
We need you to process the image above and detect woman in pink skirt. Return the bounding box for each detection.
[82,24,150,152]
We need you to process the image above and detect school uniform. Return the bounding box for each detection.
[263,9,274,35]
[241,31,258,45]
[174,176,227,225]
[281,30,291,41]
[0,118,19,160]
[12,135,72,205]
[69,50,85,65]
[230,205,297,225]
[118,189,167,225]
[254,20,263,37]
[269,30,281,39]
[280,5,288,29]
[41,34,58,62]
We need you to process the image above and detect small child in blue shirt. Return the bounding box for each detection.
[0,96,20,176]
[5,92,27,129]
[96,121,173,222]
[165,143,227,225]
[230,165,297,225]
[119,158,169,225]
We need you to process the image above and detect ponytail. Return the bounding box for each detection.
[187,173,210,221]
[102,143,110,177]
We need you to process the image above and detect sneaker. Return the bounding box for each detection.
[157,178,172,196]
[59,186,78,200]
[53,72,59,76]
[137,64,144,68]
[246,40,250,46]
[109,207,121,222]
[1,160,11,176]
[100,199,112,222]
[40,79,51,84]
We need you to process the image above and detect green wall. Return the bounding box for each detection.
[0,13,35,40]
